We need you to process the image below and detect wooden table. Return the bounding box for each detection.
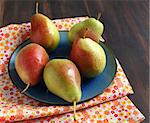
[0,0,149,122]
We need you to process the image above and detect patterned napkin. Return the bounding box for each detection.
[0,17,145,122]
[22,96,145,123]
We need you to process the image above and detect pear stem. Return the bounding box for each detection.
[84,0,91,17]
[97,13,101,20]
[73,101,77,121]
[21,83,30,93]
[36,2,39,14]
[100,36,105,42]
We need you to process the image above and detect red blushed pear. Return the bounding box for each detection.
[70,38,106,78]
[30,2,60,52]
[43,59,81,120]
[68,13,104,44]
[15,43,49,93]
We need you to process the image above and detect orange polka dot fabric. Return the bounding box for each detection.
[0,17,145,122]
[23,96,145,123]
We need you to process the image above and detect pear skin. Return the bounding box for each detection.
[15,43,49,92]
[30,3,60,52]
[43,59,81,103]
[68,18,104,44]
[70,38,106,78]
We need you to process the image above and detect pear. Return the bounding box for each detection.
[68,17,104,44]
[70,38,106,78]
[30,2,60,52]
[43,59,81,103]
[43,59,81,120]
[15,43,49,93]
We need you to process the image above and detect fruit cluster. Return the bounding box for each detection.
[15,3,106,121]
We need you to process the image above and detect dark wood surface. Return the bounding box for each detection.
[0,0,149,122]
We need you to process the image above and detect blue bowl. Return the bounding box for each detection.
[8,31,117,105]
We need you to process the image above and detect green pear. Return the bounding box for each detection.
[68,18,104,44]
[30,3,60,52]
[43,59,81,103]
[70,38,106,78]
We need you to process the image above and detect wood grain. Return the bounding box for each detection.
[0,0,4,26]
[0,0,149,122]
